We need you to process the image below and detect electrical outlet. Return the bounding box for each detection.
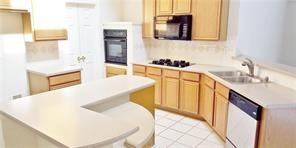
[12,94,22,100]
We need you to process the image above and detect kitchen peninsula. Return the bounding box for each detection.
[0,75,155,148]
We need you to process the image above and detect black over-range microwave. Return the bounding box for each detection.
[154,15,192,41]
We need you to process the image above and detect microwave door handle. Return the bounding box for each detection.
[104,39,126,42]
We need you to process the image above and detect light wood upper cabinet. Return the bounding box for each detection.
[156,0,173,16]
[200,82,215,126]
[173,0,191,14]
[180,80,199,114]
[192,0,228,40]
[0,0,28,12]
[213,93,228,140]
[22,0,68,41]
[143,0,155,38]
[147,74,162,105]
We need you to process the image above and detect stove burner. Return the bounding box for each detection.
[151,59,192,68]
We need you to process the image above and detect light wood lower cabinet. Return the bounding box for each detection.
[200,84,215,126]
[180,80,199,114]
[28,71,81,95]
[106,66,127,78]
[147,74,162,105]
[213,93,228,140]
[162,77,180,109]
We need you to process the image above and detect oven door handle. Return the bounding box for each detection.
[104,39,126,42]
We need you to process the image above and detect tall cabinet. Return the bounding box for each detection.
[62,3,99,83]
[142,0,155,38]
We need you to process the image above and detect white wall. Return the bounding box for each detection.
[281,0,296,67]
[237,0,287,63]
[0,12,28,103]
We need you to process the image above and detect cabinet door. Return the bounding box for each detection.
[192,0,222,40]
[180,80,199,114]
[147,74,162,105]
[213,93,228,140]
[143,0,155,38]
[162,77,179,109]
[156,0,173,16]
[0,0,27,11]
[199,84,215,125]
[173,0,191,14]
[30,0,67,40]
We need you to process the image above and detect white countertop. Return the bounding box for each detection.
[0,75,155,147]
[27,60,82,77]
[134,61,296,109]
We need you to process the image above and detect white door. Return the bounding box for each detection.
[63,4,101,83]
[78,6,98,83]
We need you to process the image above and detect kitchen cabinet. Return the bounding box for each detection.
[147,74,162,105]
[62,5,99,83]
[106,66,127,78]
[162,70,180,110]
[213,82,229,140]
[173,0,191,14]
[200,75,215,125]
[200,83,215,126]
[191,0,228,40]
[146,67,162,105]
[142,0,155,38]
[0,0,28,12]
[179,72,200,115]
[28,71,81,95]
[156,0,173,16]
[22,0,68,41]
[213,93,228,140]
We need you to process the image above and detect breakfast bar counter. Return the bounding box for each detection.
[0,75,155,148]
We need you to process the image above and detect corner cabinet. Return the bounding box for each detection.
[22,0,68,41]
[192,0,229,40]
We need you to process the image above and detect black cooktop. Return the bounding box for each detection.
[151,59,193,68]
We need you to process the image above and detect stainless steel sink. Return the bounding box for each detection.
[210,71,248,77]
[222,76,264,83]
[209,71,265,84]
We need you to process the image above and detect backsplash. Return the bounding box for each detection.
[144,39,236,66]
[26,41,60,62]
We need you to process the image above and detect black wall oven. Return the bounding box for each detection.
[104,29,127,65]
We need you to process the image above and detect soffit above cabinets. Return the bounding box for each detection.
[0,0,28,13]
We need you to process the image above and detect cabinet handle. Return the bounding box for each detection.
[77,57,82,63]
[81,56,86,62]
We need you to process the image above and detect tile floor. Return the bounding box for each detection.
[154,109,225,148]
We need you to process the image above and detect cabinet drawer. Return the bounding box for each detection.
[216,82,229,98]
[181,72,200,82]
[163,69,180,78]
[106,66,127,75]
[203,75,215,89]
[133,72,146,77]
[50,80,81,90]
[147,67,162,76]
[133,65,146,73]
[49,72,81,86]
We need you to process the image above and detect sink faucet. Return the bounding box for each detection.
[242,58,255,77]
